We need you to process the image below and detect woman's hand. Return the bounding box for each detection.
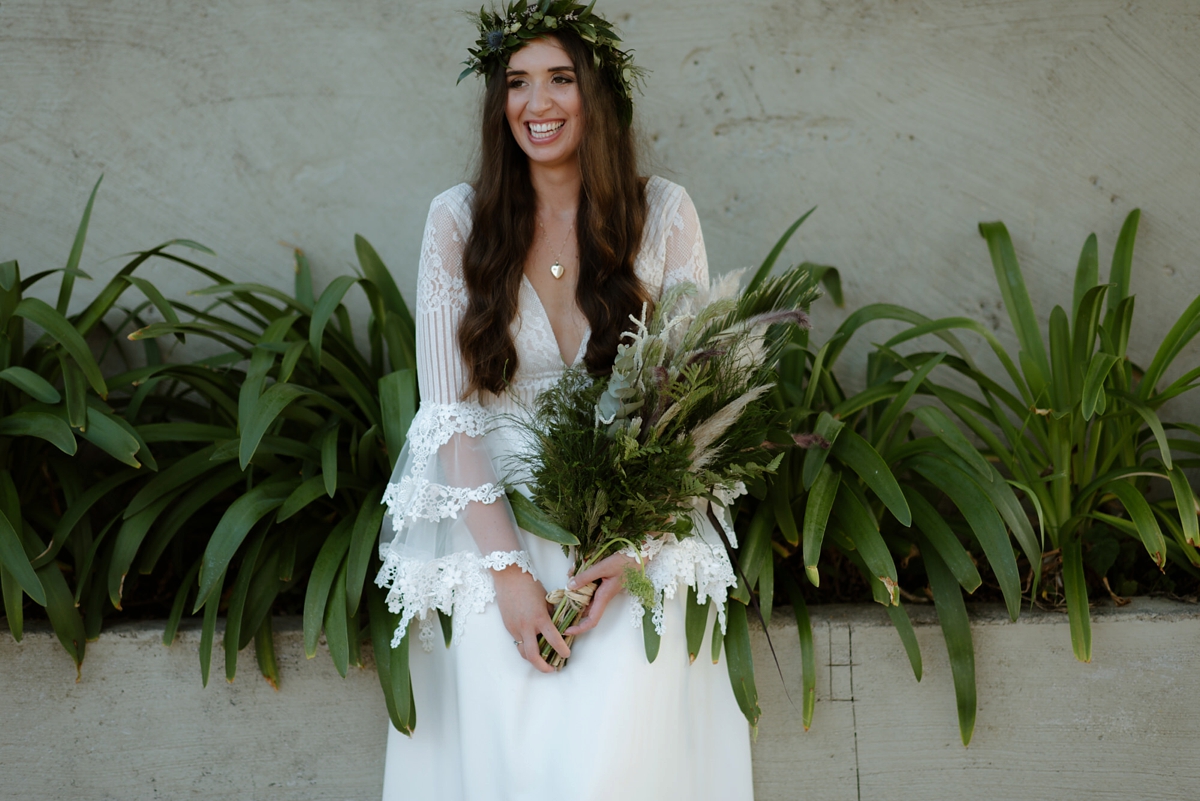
[562,552,643,636]
[492,564,570,673]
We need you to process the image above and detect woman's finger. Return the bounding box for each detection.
[519,629,553,673]
[540,621,571,660]
[568,553,627,590]
[565,577,620,635]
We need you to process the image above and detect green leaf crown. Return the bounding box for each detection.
[459,0,646,127]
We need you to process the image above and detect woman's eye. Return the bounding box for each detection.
[508,78,526,89]
[552,75,574,84]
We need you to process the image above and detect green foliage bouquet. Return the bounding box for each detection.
[509,266,820,668]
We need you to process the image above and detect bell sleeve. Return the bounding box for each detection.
[375,187,533,651]
[626,185,740,636]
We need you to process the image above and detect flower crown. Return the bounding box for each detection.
[459,0,646,127]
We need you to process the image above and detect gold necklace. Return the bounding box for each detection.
[538,215,575,280]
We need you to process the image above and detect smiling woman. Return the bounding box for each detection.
[372,2,753,800]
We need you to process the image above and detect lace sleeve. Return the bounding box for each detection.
[661,187,710,292]
[375,186,532,650]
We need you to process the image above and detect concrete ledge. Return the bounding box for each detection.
[2,599,1198,800]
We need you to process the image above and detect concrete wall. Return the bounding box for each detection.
[2,1,1198,409]
[2,599,1198,800]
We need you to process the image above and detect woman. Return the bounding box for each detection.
[376,3,753,799]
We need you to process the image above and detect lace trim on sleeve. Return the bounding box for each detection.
[624,534,737,637]
[375,549,535,651]
[381,401,497,529]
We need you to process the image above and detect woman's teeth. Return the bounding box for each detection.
[529,121,564,140]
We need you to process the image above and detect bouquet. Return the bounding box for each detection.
[508,265,820,668]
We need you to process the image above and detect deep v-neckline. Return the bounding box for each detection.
[521,274,589,367]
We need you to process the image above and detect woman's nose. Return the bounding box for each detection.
[529,83,553,114]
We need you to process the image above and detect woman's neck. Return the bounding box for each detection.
[529,161,582,221]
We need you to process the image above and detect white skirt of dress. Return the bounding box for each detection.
[380,535,754,801]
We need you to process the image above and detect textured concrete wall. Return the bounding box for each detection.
[2,600,1198,800]
[2,1,1198,408]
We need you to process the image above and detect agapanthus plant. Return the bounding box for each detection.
[508,265,820,668]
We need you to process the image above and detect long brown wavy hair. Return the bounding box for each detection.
[458,30,650,397]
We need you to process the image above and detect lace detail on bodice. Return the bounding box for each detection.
[377,549,535,650]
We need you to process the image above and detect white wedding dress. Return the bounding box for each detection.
[376,176,754,801]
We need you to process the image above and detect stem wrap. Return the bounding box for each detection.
[539,581,597,670]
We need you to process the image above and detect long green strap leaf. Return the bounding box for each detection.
[196,479,297,610]
[0,508,46,606]
[346,487,387,617]
[0,412,76,455]
[802,464,839,586]
[1167,467,1199,547]
[0,366,61,403]
[783,576,817,730]
[902,485,981,592]
[309,275,359,371]
[908,454,1021,621]
[1104,480,1167,569]
[684,586,708,664]
[832,484,899,605]
[885,603,922,681]
[979,220,1051,397]
[915,530,976,745]
[508,490,579,546]
[57,175,102,315]
[224,529,266,682]
[303,518,354,658]
[724,601,761,731]
[1060,532,1091,662]
[831,428,911,527]
[1107,208,1140,314]
[16,298,107,396]
[1071,233,1099,323]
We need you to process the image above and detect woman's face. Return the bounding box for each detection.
[505,37,584,170]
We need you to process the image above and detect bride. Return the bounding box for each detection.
[375,3,753,798]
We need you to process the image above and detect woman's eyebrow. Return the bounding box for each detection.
[505,66,576,76]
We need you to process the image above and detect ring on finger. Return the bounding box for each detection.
[514,640,523,646]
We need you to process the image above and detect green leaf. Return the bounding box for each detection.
[107,490,180,608]
[909,454,1021,621]
[1104,480,1167,569]
[508,491,580,545]
[831,428,911,527]
[1107,208,1140,314]
[254,616,281,690]
[293,248,315,310]
[163,560,200,646]
[238,383,309,469]
[1081,352,1118,420]
[320,424,339,497]
[195,479,297,610]
[746,207,816,292]
[57,175,102,315]
[1,563,25,641]
[915,530,976,745]
[303,518,353,658]
[833,484,899,605]
[684,586,708,664]
[724,601,761,731]
[1071,233,1099,323]
[801,411,843,490]
[738,503,774,593]
[379,369,418,470]
[1167,467,1199,547]
[16,297,107,396]
[309,275,359,371]
[903,486,981,592]
[225,529,266,682]
[783,577,817,730]
[367,579,414,734]
[0,508,45,606]
[1060,531,1091,662]
[770,460,799,546]
[0,366,61,403]
[324,560,351,678]
[277,476,331,522]
[979,220,1051,397]
[356,235,413,330]
[80,406,142,467]
[1071,283,1110,375]
[1048,305,1073,411]
[123,275,182,336]
[61,356,88,429]
[802,464,840,586]
[872,352,945,448]
[885,603,922,681]
[1114,391,1173,470]
[37,553,87,671]
[911,406,991,481]
[199,570,224,687]
[1139,293,1200,399]
[346,487,386,617]
[0,411,76,455]
[642,605,661,663]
